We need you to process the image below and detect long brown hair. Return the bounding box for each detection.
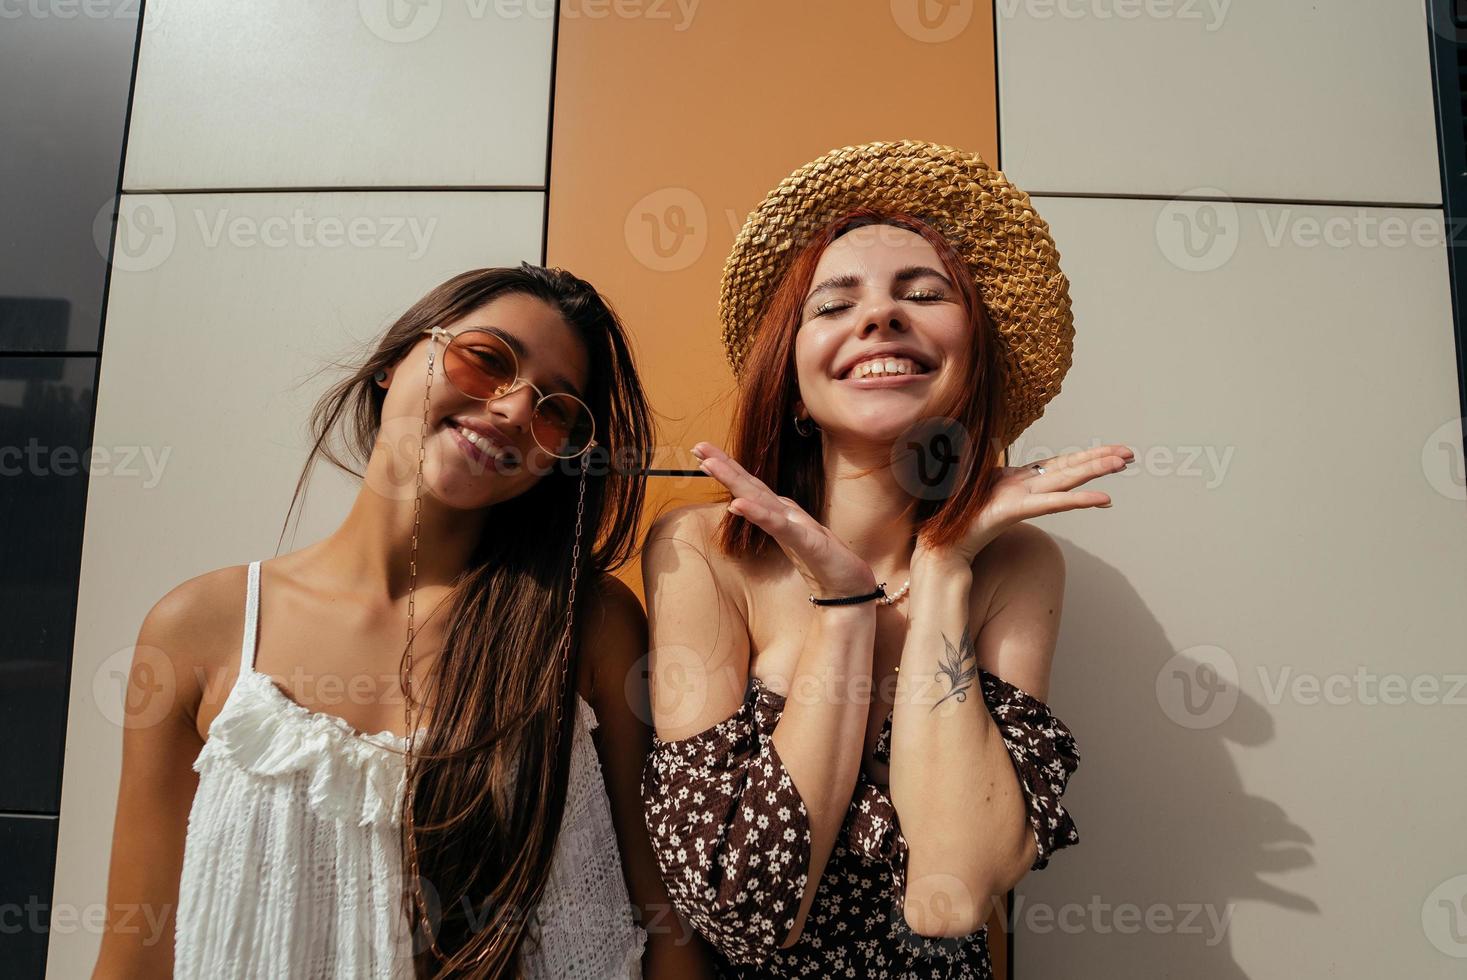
[716,207,1010,558]
[279,264,654,977]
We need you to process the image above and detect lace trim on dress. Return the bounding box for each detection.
[192,669,409,828]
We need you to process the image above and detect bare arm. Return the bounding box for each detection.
[641,503,875,955]
[887,442,1124,936]
[582,574,716,980]
[91,577,221,978]
[769,604,874,945]
[890,523,1067,936]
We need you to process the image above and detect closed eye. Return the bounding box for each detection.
[811,300,854,318]
[808,288,946,318]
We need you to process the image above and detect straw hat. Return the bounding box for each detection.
[718,139,1075,446]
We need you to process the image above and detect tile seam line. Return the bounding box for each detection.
[116,185,548,195]
[1028,190,1442,209]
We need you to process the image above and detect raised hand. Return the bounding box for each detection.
[691,442,877,598]
[917,443,1133,568]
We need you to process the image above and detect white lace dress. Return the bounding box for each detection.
[174,559,648,979]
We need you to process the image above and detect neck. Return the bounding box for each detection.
[814,433,918,586]
[314,451,487,599]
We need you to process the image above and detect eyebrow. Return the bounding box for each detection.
[803,265,953,305]
[476,325,585,401]
[804,273,863,304]
[893,265,953,288]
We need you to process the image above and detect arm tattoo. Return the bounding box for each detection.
[931,626,978,710]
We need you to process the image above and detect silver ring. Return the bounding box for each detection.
[1031,463,1047,475]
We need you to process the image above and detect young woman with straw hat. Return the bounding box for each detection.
[640,141,1131,977]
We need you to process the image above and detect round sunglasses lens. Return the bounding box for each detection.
[443,330,516,399]
[533,393,594,458]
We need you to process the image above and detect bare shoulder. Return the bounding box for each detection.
[644,500,725,549]
[134,563,252,724]
[977,522,1065,575]
[579,572,648,706]
[643,499,745,589]
[140,565,247,661]
[971,523,1066,623]
[581,572,646,643]
[645,500,744,573]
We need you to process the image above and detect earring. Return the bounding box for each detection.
[793,412,815,437]
[373,369,388,383]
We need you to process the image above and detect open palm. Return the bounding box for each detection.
[691,441,877,596]
[922,443,1133,566]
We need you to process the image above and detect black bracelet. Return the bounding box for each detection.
[809,582,888,606]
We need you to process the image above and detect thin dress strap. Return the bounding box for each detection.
[240,560,261,674]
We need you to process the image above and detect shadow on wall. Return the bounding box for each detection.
[1016,542,1316,979]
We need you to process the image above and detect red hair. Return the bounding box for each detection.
[715,207,1011,559]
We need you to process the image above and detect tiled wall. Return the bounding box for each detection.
[46,3,555,976]
[19,2,1467,978]
[996,2,1464,976]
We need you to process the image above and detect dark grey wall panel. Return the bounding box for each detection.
[0,357,96,814]
[1427,0,1467,443]
[0,5,139,352]
[0,816,60,974]
[0,5,140,978]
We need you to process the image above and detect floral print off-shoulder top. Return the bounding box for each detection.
[641,668,1080,979]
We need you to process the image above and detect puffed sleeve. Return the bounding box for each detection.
[979,668,1081,869]
[640,686,812,966]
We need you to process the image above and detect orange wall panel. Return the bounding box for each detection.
[547,0,999,473]
[546,4,1006,962]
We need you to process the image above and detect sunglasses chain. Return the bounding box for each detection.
[400,331,588,967]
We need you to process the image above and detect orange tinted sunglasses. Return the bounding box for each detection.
[424,326,596,459]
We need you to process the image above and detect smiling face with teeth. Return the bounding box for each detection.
[792,222,972,445]
[372,292,591,511]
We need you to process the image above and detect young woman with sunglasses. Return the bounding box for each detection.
[641,142,1127,977]
[92,265,712,978]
